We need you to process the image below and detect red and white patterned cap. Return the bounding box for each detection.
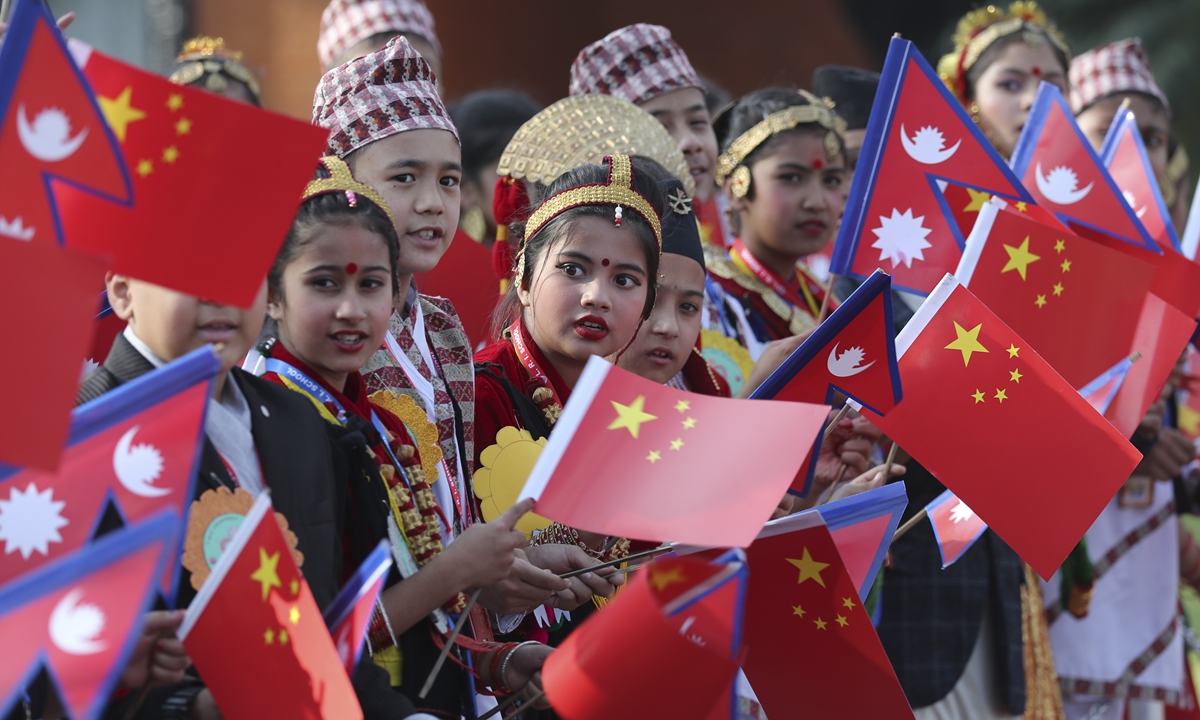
[312,34,458,158]
[318,0,441,70]
[568,24,702,105]
[1069,38,1169,116]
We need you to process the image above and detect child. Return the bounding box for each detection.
[167,36,260,106]
[318,0,443,79]
[255,155,552,715]
[708,88,848,346]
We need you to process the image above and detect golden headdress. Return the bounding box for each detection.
[169,36,261,104]
[302,156,397,228]
[715,90,847,199]
[936,2,1069,105]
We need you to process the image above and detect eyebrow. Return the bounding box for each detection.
[777,161,845,173]
[682,288,705,299]
[304,263,390,274]
[384,158,464,173]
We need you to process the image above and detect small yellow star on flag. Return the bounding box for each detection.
[646,450,662,463]
[836,615,850,627]
[792,604,806,617]
[175,117,192,136]
[162,145,179,164]
[279,629,289,644]
[814,618,828,630]
[972,389,986,404]
[787,548,829,587]
[263,628,274,645]
[608,396,657,438]
[842,597,856,609]
[290,579,299,595]
[136,160,153,177]
[1052,283,1064,296]
[995,388,1008,403]
[1010,368,1023,383]
[1006,344,1020,358]
[1054,239,1065,253]
[1001,237,1040,280]
[289,606,300,625]
[682,417,696,429]
[1061,259,1072,273]
[250,548,281,601]
[166,93,184,111]
[670,438,684,451]
[675,400,690,412]
[1035,295,1047,308]
[1014,201,1028,212]
[945,322,988,367]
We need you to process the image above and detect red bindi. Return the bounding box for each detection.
[601,258,610,266]
[345,263,358,274]
[1031,66,1041,76]
[812,159,824,170]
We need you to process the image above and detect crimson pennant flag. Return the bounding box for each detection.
[926,489,987,568]
[0,239,108,469]
[0,513,175,720]
[517,357,830,548]
[0,0,129,248]
[741,512,914,719]
[1079,355,1135,415]
[51,40,329,308]
[957,199,1156,388]
[858,275,1141,577]
[1100,105,1181,252]
[1010,84,1157,251]
[323,540,392,677]
[830,37,1035,295]
[180,493,362,720]
[814,482,908,597]
[0,347,217,602]
[542,554,747,720]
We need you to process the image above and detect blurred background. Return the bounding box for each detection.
[45,0,1200,183]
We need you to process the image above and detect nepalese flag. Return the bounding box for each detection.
[1009,84,1158,251]
[180,494,362,720]
[52,39,329,309]
[1182,181,1200,261]
[0,513,175,720]
[1100,105,1181,252]
[926,489,987,568]
[1079,356,1135,415]
[0,347,217,603]
[323,540,392,677]
[830,37,1034,296]
[541,554,747,720]
[518,357,830,548]
[0,0,129,248]
[813,482,908,598]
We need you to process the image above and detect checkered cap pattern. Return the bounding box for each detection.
[568,23,702,105]
[312,34,458,158]
[318,0,440,70]
[1069,38,1169,115]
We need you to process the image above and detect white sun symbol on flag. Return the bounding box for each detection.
[950,500,975,524]
[0,483,69,559]
[871,208,933,269]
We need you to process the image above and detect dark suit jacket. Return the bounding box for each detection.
[876,462,1026,714]
[82,334,416,719]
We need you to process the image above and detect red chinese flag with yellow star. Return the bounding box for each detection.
[517,357,831,548]
[957,199,1156,389]
[740,512,914,719]
[860,276,1142,578]
[52,41,329,308]
[179,494,361,720]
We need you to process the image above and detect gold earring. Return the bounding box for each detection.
[968,103,981,124]
[730,165,752,199]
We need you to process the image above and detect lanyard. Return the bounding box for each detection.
[263,358,348,424]
[730,239,821,318]
[508,320,563,411]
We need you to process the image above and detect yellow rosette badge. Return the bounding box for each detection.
[473,426,552,539]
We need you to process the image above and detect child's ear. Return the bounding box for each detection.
[266,288,284,321]
[105,273,136,322]
[515,276,532,310]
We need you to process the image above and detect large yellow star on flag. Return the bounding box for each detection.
[98,86,146,143]
[945,322,989,367]
[650,565,686,591]
[250,548,282,601]
[608,396,657,438]
[787,548,829,587]
[1001,237,1041,280]
[962,188,991,213]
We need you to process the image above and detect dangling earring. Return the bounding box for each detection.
[968,103,981,124]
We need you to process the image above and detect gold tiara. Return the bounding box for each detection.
[302,156,397,228]
[524,154,662,247]
[715,99,847,185]
[169,37,261,100]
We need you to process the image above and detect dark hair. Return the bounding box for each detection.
[964,28,1069,101]
[449,90,541,182]
[490,155,670,340]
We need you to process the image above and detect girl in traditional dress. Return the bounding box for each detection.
[257,155,552,717]
[708,88,848,348]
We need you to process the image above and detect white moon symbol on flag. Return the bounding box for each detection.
[17,105,88,162]
[49,589,107,655]
[827,343,876,378]
[113,427,170,498]
[1035,163,1093,205]
[899,124,961,165]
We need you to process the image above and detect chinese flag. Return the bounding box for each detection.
[323,541,391,677]
[0,348,216,601]
[1101,105,1180,252]
[542,555,746,720]
[741,513,914,719]
[926,489,987,568]
[0,0,128,248]
[518,357,830,548]
[957,200,1156,388]
[815,482,909,597]
[52,41,330,308]
[831,37,1033,295]
[180,493,361,720]
[944,184,1069,242]
[0,514,174,720]
[0,240,108,469]
[1010,84,1157,251]
[859,276,1142,577]
[1086,229,1200,320]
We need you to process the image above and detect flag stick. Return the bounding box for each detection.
[891,508,927,543]
[419,588,480,698]
[478,688,546,720]
[0,0,11,24]
[824,404,852,438]
[121,685,152,720]
[881,442,899,484]
[817,275,836,323]
[558,544,672,579]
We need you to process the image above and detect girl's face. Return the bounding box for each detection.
[972,40,1068,157]
[640,87,720,203]
[1076,93,1170,180]
[617,254,706,385]
[268,223,394,391]
[350,128,462,278]
[518,215,651,384]
[730,129,847,275]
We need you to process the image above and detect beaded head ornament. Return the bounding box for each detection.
[302,155,397,229]
[517,154,662,283]
[168,36,261,105]
[716,90,847,199]
[936,1,1069,105]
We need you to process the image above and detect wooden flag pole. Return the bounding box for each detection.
[419,587,481,698]
[881,442,899,484]
[478,688,546,720]
[824,404,852,438]
[558,544,672,580]
[0,0,11,24]
[891,508,927,543]
[817,275,836,323]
